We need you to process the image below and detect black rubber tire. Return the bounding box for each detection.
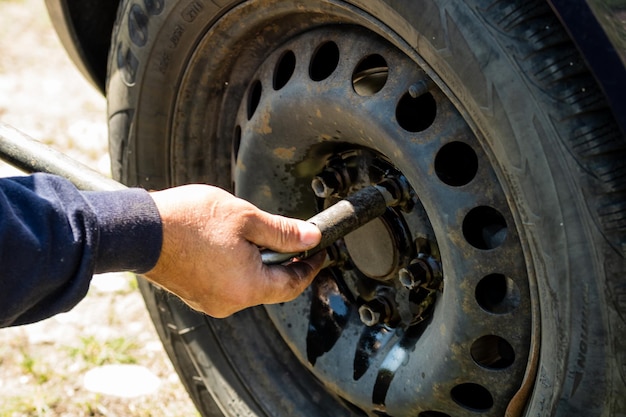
[106,1,626,416]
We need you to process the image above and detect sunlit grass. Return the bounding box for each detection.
[19,351,53,384]
[0,394,61,417]
[66,335,141,367]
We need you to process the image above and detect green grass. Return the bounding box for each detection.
[19,352,52,384]
[66,335,141,367]
[0,393,61,416]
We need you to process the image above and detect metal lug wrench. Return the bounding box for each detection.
[261,181,402,265]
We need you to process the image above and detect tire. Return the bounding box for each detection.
[106,1,626,416]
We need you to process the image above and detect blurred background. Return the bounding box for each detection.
[0,0,198,415]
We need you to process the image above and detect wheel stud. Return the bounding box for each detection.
[408,77,434,98]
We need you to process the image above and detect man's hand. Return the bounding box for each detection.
[144,184,324,318]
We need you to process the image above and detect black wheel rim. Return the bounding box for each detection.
[164,1,536,414]
[230,25,533,417]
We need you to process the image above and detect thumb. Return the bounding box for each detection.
[244,211,321,253]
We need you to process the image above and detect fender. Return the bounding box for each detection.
[45,0,626,135]
[44,0,121,93]
[548,0,626,136]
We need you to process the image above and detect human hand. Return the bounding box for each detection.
[144,184,324,318]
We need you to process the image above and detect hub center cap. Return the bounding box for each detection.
[344,217,395,279]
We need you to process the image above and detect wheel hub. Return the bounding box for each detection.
[344,216,397,279]
[233,24,532,417]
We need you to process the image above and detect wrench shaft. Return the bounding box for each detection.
[261,185,393,264]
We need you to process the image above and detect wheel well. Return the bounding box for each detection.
[547,0,626,136]
[45,0,121,93]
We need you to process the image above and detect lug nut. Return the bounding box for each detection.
[399,259,431,290]
[312,157,357,198]
[375,175,412,209]
[400,254,444,291]
[376,177,406,204]
[311,171,338,198]
[311,166,349,198]
[358,296,393,327]
[358,304,381,327]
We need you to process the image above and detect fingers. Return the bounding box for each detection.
[205,251,326,318]
[260,251,326,305]
[243,210,321,253]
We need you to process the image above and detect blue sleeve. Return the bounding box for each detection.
[0,173,163,327]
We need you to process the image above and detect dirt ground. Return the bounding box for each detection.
[0,0,199,415]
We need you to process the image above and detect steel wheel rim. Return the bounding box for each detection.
[169,3,535,414]
[229,25,532,417]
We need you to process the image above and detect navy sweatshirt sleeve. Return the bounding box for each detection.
[0,173,163,327]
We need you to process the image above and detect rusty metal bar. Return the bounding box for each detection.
[0,122,123,192]
[261,185,393,264]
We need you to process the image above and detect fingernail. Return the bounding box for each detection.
[300,222,321,247]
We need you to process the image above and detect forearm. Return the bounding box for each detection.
[0,174,162,327]
[0,176,322,326]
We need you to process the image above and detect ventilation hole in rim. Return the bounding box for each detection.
[396,92,437,132]
[247,80,262,120]
[418,411,451,417]
[352,54,388,96]
[475,273,521,314]
[450,383,494,411]
[310,41,340,81]
[435,141,479,186]
[144,0,164,15]
[129,4,149,47]
[273,50,296,90]
[463,206,508,250]
[471,335,516,369]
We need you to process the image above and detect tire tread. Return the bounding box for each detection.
[483,0,626,253]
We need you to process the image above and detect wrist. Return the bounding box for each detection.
[84,188,163,274]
